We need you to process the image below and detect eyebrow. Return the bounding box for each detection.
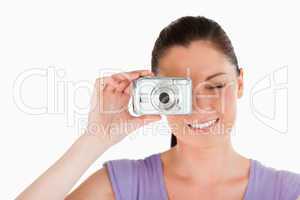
[205,72,227,81]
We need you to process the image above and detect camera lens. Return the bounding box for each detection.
[151,84,179,112]
[159,92,170,104]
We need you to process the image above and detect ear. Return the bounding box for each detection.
[237,68,244,98]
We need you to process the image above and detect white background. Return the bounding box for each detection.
[0,0,299,199]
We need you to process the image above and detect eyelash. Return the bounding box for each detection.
[206,83,226,90]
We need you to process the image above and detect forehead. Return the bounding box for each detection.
[157,40,235,79]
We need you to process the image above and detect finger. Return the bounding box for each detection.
[124,82,133,95]
[131,69,154,77]
[111,72,134,81]
[112,70,154,82]
[131,70,155,79]
[105,84,115,92]
[95,76,116,92]
[115,79,131,93]
[103,77,120,92]
[95,77,107,91]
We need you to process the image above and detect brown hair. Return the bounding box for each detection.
[151,16,240,147]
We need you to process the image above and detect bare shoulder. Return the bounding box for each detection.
[65,166,115,200]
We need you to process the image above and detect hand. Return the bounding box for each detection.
[86,70,161,146]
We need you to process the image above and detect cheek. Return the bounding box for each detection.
[166,115,186,126]
[165,115,189,134]
[221,84,237,123]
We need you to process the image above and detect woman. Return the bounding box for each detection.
[17,16,300,200]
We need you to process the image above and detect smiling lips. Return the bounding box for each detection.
[187,118,219,130]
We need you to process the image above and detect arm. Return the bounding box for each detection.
[16,133,112,200]
[16,70,160,200]
[65,165,114,200]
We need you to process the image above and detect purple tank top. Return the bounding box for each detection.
[104,153,300,200]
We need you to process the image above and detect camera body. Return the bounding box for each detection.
[130,76,192,116]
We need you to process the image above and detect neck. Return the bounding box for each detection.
[165,136,246,185]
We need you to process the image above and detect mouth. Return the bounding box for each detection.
[186,118,219,132]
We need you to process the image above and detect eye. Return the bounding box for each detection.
[205,83,226,90]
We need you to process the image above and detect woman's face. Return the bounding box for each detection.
[157,40,244,145]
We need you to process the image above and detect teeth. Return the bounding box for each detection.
[189,119,217,129]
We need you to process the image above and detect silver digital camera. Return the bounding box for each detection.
[129,76,192,116]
